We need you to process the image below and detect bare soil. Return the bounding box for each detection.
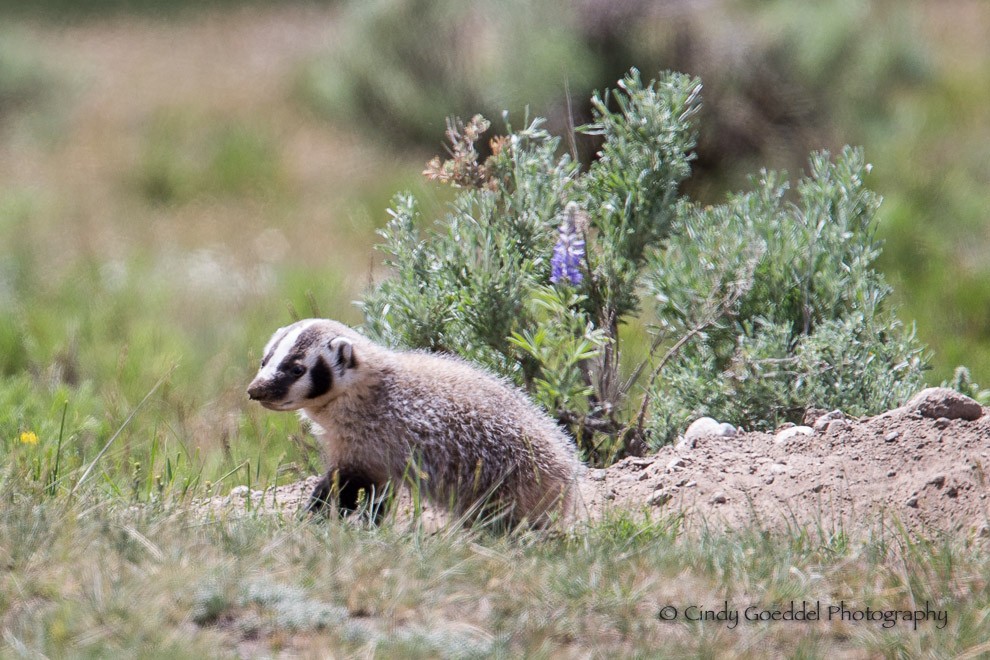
[583,403,990,539]
[213,390,990,540]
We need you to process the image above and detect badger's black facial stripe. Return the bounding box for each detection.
[261,327,290,367]
[308,356,333,399]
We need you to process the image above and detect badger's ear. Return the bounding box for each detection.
[329,337,357,370]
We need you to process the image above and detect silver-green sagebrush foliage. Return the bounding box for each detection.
[646,151,927,440]
[361,70,927,462]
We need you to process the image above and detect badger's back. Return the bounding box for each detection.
[379,351,580,523]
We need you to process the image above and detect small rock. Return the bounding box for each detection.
[684,417,721,441]
[638,471,651,482]
[711,491,727,505]
[946,486,958,498]
[906,496,919,508]
[934,417,951,430]
[649,491,672,507]
[824,419,851,434]
[774,426,814,444]
[904,387,983,421]
[927,474,946,488]
[887,470,896,477]
[684,417,736,442]
[978,524,990,538]
[667,457,687,471]
[803,407,829,426]
[684,481,697,488]
[812,409,846,432]
[588,469,607,482]
[675,436,696,451]
[230,485,250,497]
[811,484,824,493]
[770,463,789,474]
[884,431,901,443]
[764,476,774,485]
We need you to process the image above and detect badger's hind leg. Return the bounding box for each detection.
[304,467,390,524]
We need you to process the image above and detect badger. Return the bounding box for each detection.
[246,319,582,528]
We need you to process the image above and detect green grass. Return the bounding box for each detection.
[135,112,287,206]
[0,482,987,657]
[0,175,346,500]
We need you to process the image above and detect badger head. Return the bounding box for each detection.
[247,319,357,411]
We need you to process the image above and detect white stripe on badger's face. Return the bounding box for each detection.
[247,319,326,411]
[256,319,319,382]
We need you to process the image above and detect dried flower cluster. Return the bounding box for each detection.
[423,115,506,190]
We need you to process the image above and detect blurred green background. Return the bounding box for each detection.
[1,0,988,486]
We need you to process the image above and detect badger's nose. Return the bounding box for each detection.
[247,382,264,400]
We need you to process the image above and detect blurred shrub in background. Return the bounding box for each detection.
[136,113,285,206]
[0,30,57,126]
[298,0,601,145]
[300,0,923,191]
[361,70,927,460]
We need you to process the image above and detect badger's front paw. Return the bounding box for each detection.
[301,469,390,524]
[303,471,336,516]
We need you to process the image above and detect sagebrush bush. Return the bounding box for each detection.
[644,149,927,439]
[361,70,928,461]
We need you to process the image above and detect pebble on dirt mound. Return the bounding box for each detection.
[682,417,736,443]
[902,387,983,421]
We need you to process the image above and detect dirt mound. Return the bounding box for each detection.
[582,390,990,538]
[209,390,990,539]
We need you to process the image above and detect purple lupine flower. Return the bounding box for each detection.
[550,203,586,285]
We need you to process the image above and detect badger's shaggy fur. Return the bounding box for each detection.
[247,319,582,528]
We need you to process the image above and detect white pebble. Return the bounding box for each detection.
[684,417,737,442]
[684,417,721,441]
[774,426,813,444]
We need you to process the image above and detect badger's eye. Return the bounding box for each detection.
[289,364,306,377]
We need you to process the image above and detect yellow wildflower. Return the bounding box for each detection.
[19,431,39,445]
